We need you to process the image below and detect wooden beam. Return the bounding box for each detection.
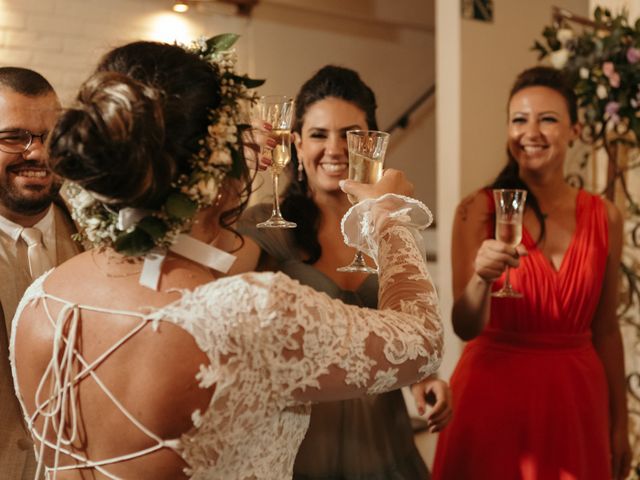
[552,6,597,28]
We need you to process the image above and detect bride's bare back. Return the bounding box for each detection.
[13,251,215,479]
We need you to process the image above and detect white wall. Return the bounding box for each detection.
[0,0,436,211]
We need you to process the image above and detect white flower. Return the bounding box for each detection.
[550,49,570,69]
[579,67,590,79]
[73,189,95,210]
[596,84,608,99]
[210,149,232,166]
[197,176,219,203]
[556,28,574,45]
[86,217,103,229]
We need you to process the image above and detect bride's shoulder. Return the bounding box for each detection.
[198,271,301,298]
[163,272,303,327]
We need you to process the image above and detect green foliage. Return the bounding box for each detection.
[114,229,155,257]
[230,73,265,89]
[137,216,168,241]
[206,33,240,52]
[165,192,198,219]
[533,8,640,144]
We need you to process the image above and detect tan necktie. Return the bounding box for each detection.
[21,227,53,280]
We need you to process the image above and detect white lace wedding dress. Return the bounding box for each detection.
[10,195,442,479]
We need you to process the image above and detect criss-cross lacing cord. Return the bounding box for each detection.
[27,294,181,480]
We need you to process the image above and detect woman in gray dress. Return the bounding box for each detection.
[234,66,451,480]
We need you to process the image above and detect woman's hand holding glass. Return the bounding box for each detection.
[474,190,528,297]
[474,239,527,282]
[252,95,296,229]
[490,189,527,298]
[339,168,414,202]
[337,130,391,273]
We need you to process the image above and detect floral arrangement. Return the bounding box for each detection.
[65,34,264,256]
[532,7,640,144]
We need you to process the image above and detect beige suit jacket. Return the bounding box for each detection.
[0,204,80,479]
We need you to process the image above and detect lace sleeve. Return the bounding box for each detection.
[169,194,441,403]
[283,195,442,401]
[161,196,441,475]
[239,194,443,405]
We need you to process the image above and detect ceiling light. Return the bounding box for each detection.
[173,1,189,13]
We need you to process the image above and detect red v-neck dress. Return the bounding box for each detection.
[433,189,611,480]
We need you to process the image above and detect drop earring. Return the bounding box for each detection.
[297,160,305,182]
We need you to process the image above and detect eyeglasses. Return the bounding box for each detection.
[0,129,48,154]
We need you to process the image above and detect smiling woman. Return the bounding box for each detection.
[432,66,631,480]
[234,65,450,480]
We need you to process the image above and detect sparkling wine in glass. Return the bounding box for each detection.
[255,95,296,229]
[492,188,527,298]
[337,130,390,274]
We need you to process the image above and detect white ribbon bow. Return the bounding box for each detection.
[118,208,236,290]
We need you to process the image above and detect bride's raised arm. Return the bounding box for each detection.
[199,171,443,405]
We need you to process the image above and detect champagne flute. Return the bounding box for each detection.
[337,130,390,274]
[492,188,527,298]
[255,95,296,229]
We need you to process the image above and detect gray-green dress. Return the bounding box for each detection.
[238,203,429,480]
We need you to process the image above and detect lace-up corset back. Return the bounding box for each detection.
[10,279,203,479]
[10,195,443,480]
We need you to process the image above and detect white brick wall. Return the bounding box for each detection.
[0,0,243,102]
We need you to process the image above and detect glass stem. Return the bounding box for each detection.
[353,250,365,265]
[504,266,512,291]
[352,213,364,265]
[271,170,283,219]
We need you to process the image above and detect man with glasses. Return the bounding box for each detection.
[0,67,80,479]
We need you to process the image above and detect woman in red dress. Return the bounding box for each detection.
[432,67,631,479]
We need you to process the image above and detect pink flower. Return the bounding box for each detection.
[605,101,620,124]
[602,61,615,76]
[609,72,621,88]
[627,47,640,64]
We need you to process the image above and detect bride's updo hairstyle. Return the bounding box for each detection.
[48,41,244,211]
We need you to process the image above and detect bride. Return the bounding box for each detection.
[10,37,442,479]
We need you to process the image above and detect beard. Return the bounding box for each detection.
[0,173,60,216]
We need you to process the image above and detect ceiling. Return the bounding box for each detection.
[168,0,434,31]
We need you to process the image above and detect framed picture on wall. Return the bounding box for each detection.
[461,0,493,22]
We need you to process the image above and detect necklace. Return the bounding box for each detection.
[91,248,143,278]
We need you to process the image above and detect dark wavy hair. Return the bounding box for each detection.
[48,41,251,234]
[281,65,378,263]
[490,66,578,243]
